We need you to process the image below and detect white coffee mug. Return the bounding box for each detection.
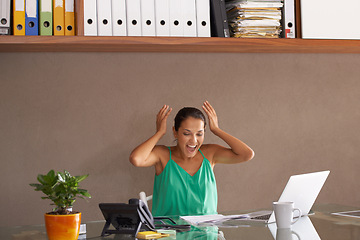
[273,201,302,229]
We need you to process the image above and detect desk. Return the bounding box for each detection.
[1,204,359,240]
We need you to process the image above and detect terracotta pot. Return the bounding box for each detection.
[44,212,81,240]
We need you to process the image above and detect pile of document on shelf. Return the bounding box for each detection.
[225,0,284,38]
[1,0,76,36]
[84,0,211,37]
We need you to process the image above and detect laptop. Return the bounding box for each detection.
[245,170,330,224]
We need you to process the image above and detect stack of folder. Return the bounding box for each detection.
[225,0,283,38]
[83,0,211,37]
[1,0,75,36]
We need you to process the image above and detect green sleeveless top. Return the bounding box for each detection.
[152,147,218,217]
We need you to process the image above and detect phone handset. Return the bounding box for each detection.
[128,198,156,230]
[128,198,191,231]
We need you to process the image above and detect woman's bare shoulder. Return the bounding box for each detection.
[200,144,220,156]
[153,145,171,160]
[153,145,169,153]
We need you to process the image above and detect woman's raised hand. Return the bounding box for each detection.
[156,105,172,135]
[202,101,220,133]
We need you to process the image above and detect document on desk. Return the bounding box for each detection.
[180,214,249,225]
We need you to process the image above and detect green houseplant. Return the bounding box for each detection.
[30,170,91,240]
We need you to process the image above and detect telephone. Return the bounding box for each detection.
[99,198,190,237]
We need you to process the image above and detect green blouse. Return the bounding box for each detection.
[152,147,218,217]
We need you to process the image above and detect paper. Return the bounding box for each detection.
[226,0,283,38]
[180,214,249,225]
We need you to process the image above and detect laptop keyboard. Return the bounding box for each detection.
[252,214,271,220]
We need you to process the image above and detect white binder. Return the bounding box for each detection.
[126,0,141,36]
[112,0,127,36]
[155,0,169,36]
[84,0,97,36]
[182,0,197,37]
[196,0,210,37]
[283,0,295,38]
[97,0,112,36]
[140,0,156,36]
[0,0,11,35]
[169,0,183,36]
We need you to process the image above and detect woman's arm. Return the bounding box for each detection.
[129,105,172,167]
[202,101,254,165]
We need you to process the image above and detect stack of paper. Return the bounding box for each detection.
[225,0,283,38]
[180,214,249,225]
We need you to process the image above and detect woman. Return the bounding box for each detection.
[129,101,254,216]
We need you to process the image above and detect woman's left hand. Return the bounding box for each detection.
[202,101,220,133]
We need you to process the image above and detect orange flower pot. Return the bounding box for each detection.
[44,212,81,240]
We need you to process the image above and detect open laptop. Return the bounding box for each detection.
[245,170,330,224]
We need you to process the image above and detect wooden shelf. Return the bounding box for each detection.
[1,36,360,53]
[2,0,360,53]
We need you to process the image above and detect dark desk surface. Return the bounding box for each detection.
[2,204,359,240]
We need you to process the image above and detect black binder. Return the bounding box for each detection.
[210,0,230,37]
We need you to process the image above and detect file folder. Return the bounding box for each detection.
[196,0,210,37]
[126,0,141,36]
[155,0,169,36]
[140,0,155,36]
[64,0,74,35]
[0,0,11,35]
[169,0,183,36]
[25,0,39,35]
[282,0,295,38]
[13,0,25,35]
[83,0,97,36]
[209,0,229,37]
[111,0,127,36]
[97,0,112,36]
[53,0,65,35]
[182,0,197,37]
[39,0,52,35]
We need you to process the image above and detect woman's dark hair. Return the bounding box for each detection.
[174,107,206,131]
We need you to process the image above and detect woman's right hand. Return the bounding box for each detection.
[156,105,172,135]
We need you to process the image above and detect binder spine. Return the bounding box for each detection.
[126,0,142,36]
[155,0,169,36]
[13,0,25,35]
[196,0,211,37]
[83,0,97,36]
[182,0,197,37]
[111,0,127,36]
[169,0,183,36]
[53,0,65,35]
[39,0,53,35]
[283,0,295,38]
[0,0,11,35]
[25,0,39,35]
[140,0,156,36]
[65,0,74,35]
[97,0,113,36]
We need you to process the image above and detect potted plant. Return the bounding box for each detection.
[30,170,91,240]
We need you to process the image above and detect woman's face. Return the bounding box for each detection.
[173,117,205,158]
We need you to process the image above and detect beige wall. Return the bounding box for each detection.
[0,52,359,227]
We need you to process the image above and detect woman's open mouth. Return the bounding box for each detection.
[186,145,197,153]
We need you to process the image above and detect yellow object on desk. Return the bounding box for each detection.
[136,231,170,239]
